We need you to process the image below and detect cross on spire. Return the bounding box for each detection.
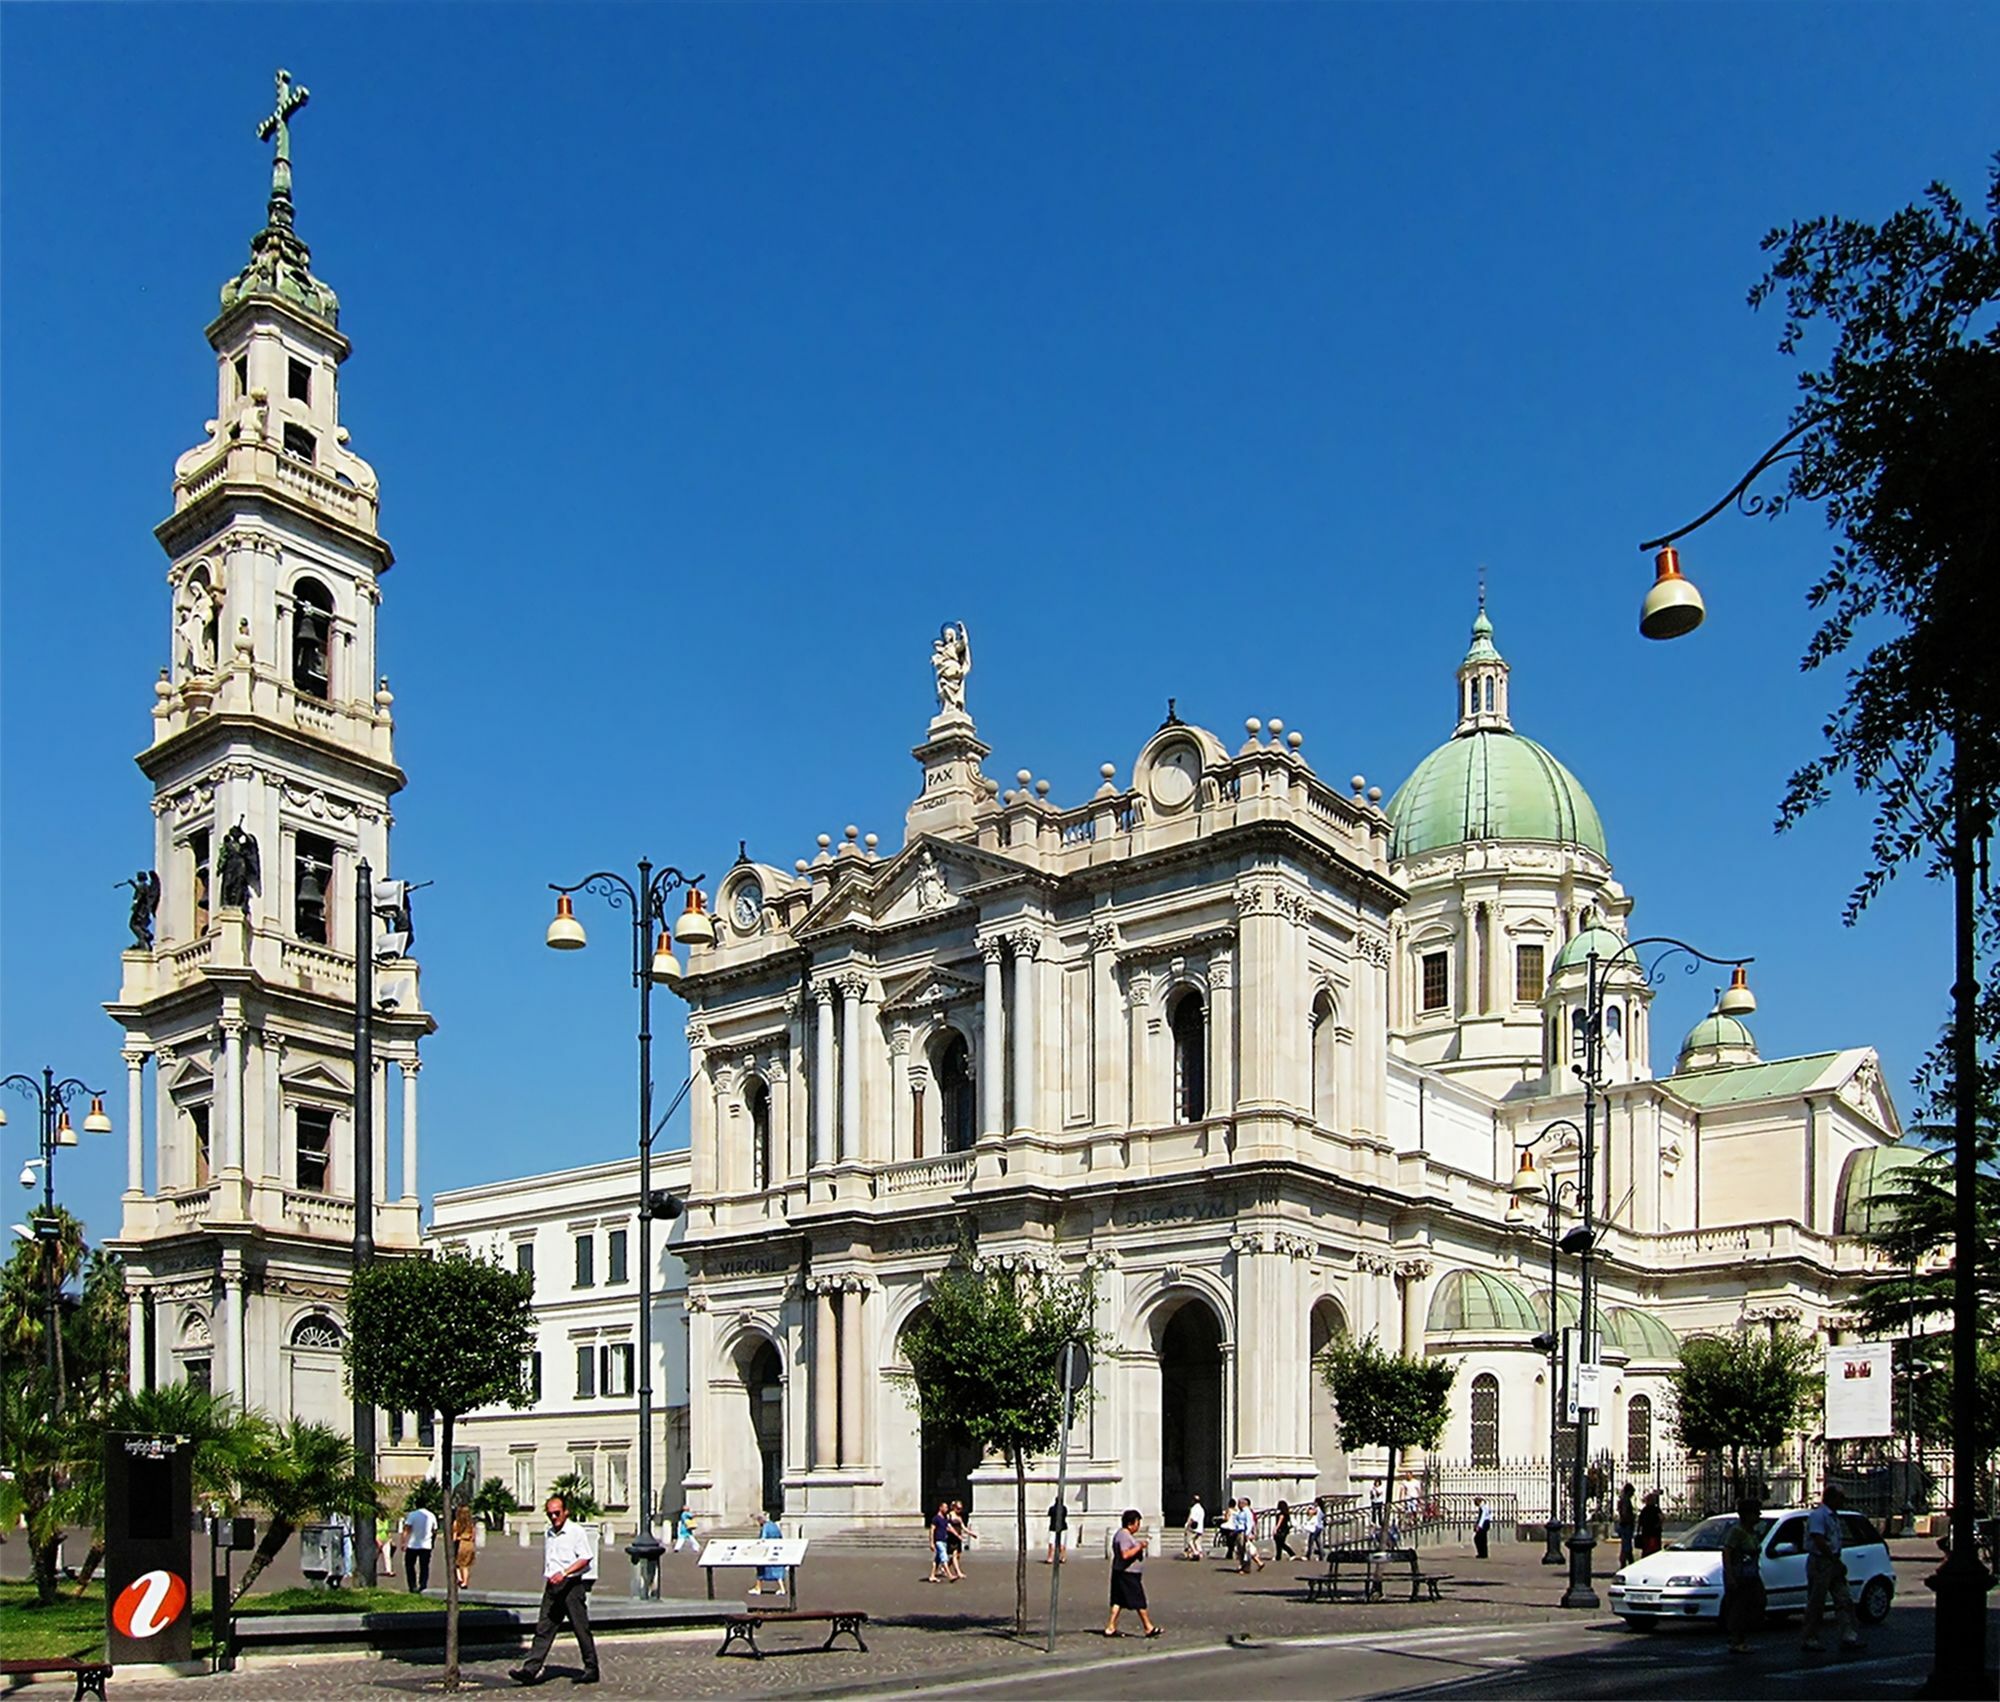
[1477,560,1487,612]
[255,68,311,230]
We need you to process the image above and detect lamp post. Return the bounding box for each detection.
[1510,1128,1583,1565]
[3,1067,114,1414]
[1637,434,1993,1695]
[1556,936,1753,1609]
[545,862,711,1599]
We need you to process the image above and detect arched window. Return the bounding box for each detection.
[745,1077,771,1191]
[292,578,334,698]
[1310,989,1337,1125]
[1626,1393,1652,1468]
[1571,1008,1588,1061]
[935,1031,976,1154]
[1170,990,1206,1123]
[1470,1372,1501,1467]
[291,1313,343,1349]
[1483,677,1495,711]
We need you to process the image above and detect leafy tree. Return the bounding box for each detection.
[547,1471,602,1524]
[2,1366,71,1605]
[0,1207,88,1401]
[232,1419,379,1602]
[1318,1335,1457,1542]
[472,1475,519,1531]
[346,1251,535,1690]
[1666,1327,1817,1499]
[895,1253,1097,1636]
[402,1475,445,1516]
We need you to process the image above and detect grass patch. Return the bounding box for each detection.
[2,1578,444,1663]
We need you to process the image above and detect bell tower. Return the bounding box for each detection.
[106,73,433,1433]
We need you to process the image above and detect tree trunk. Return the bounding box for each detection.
[1382,1444,1400,1545]
[442,1411,460,1691]
[232,1518,295,1605]
[74,1539,105,1595]
[31,1529,60,1607]
[1013,1448,1029,1636]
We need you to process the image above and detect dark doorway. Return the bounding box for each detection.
[905,1306,981,1518]
[744,1340,784,1516]
[935,1032,976,1154]
[1159,1300,1224,1526]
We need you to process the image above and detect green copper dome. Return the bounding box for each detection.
[1606,1307,1681,1360]
[1552,926,1630,974]
[1388,732,1609,861]
[1681,1012,1756,1054]
[1835,1144,1930,1237]
[1426,1268,1540,1335]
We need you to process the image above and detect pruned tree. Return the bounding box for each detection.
[895,1253,1097,1636]
[1666,1326,1817,1501]
[346,1252,536,1690]
[232,1419,379,1602]
[1318,1335,1457,1543]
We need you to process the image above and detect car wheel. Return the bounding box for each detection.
[1619,1615,1657,1632]
[1859,1576,1893,1624]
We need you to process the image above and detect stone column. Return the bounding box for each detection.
[259,1032,283,1180]
[839,1281,864,1466]
[888,1027,911,1163]
[128,1292,148,1393]
[222,1017,247,1174]
[1009,933,1039,1134]
[812,984,837,1167]
[837,975,865,1162]
[1231,1234,1269,1463]
[766,1053,791,1189]
[124,1050,148,1195]
[1234,881,1283,1109]
[979,939,1006,1140]
[218,1255,245,1405]
[153,1046,177,1191]
[812,1285,839,1467]
[401,1059,420,1200]
[1209,947,1236,1116]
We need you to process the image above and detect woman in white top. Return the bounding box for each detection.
[1182,1498,1206,1560]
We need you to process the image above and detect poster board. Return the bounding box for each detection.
[1824,1341,1894,1440]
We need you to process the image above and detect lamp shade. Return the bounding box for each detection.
[83,1095,113,1135]
[1509,1149,1545,1200]
[673,889,715,947]
[54,1113,77,1148]
[18,1165,36,1189]
[545,894,587,950]
[649,938,683,986]
[0,1105,8,1126]
[1715,963,1756,1017]
[1639,546,1705,640]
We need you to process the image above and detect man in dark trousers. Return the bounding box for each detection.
[511,1494,599,1686]
[1473,1496,1493,1559]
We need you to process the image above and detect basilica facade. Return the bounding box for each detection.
[667,613,1906,1542]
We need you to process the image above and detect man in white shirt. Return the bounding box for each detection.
[398,1503,436,1594]
[1801,1486,1861,1653]
[1182,1497,1206,1560]
[510,1495,599,1686]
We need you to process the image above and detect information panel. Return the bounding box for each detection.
[1825,1341,1894,1440]
[104,1431,194,1666]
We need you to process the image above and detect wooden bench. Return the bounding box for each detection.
[1412,1572,1450,1601]
[715,1610,869,1660]
[0,1658,115,1702]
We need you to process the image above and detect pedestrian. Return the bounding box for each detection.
[671,1508,697,1554]
[1182,1496,1205,1560]
[1617,1482,1638,1568]
[1046,1498,1069,1565]
[950,1500,974,1569]
[1721,1498,1766,1654]
[1638,1488,1664,1557]
[1273,1500,1294,1562]
[1368,1485,1385,1544]
[452,1502,478,1590]
[1303,1499,1325,1561]
[926,1500,955,1583]
[398,1499,436,1593]
[1801,1485,1862,1654]
[1235,1500,1265,1573]
[750,1510,785,1597]
[510,1494,599,1687]
[945,1500,968,1579]
[330,1510,354,1587]
[1585,1461,1606,1521]
[1102,1509,1160,1639]
[1473,1495,1492,1560]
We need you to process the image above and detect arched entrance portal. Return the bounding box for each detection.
[742,1339,784,1516]
[1309,1298,1350,1494]
[900,1308,982,1518]
[1158,1299,1224,1527]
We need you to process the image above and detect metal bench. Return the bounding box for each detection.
[1,1658,115,1702]
[715,1609,869,1660]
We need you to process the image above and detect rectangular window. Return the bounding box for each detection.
[418,1411,436,1448]
[282,422,317,461]
[233,353,249,396]
[294,832,335,945]
[606,1228,628,1284]
[287,358,312,403]
[571,1452,596,1495]
[600,1342,634,1398]
[296,1106,334,1193]
[515,1240,535,1279]
[513,1451,536,1510]
[189,1104,212,1187]
[191,830,212,934]
[1515,943,1545,1004]
[528,1351,543,1402]
[574,1345,596,1399]
[1420,950,1450,1013]
[574,1234,595,1288]
[604,1452,630,1510]
[388,1410,406,1445]
[184,1357,212,1392]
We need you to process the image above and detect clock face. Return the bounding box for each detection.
[731,882,764,931]
[1148,740,1202,810]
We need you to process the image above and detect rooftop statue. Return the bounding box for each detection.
[932,621,972,716]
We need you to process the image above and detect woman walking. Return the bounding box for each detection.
[1721,1499,1767,1653]
[1638,1488,1664,1557]
[1272,1501,1295,1563]
[1102,1509,1160,1639]
[1617,1483,1638,1568]
[1235,1500,1265,1574]
[1303,1500,1325,1561]
[451,1502,478,1590]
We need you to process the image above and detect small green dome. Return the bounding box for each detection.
[1530,1288,1615,1344]
[1835,1144,1931,1237]
[1387,731,1608,861]
[1606,1307,1681,1360]
[1426,1268,1540,1335]
[1681,1013,1755,1054]
[1552,926,1629,974]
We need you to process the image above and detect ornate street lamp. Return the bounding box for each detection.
[1,1067,113,1413]
[544,861,710,1599]
[1511,1129,1583,1565]
[1636,426,1991,1693]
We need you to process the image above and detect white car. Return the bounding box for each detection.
[1608,1506,1896,1629]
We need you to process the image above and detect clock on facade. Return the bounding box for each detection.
[731,881,765,932]
[1148,739,1202,810]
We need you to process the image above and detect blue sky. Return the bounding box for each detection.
[4,3,1994,1245]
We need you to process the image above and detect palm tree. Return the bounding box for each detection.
[0,1207,87,1393]
[232,1420,380,1603]
[1,1365,71,1605]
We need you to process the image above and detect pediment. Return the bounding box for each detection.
[281,1060,353,1097]
[880,963,984,1015]
[165,1054,215,1094]
[798,836,1025,938]
[1836,1051,1902,1138]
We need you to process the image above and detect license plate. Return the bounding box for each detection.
[1624,1592,1659,1606]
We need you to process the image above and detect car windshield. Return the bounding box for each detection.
[1676,1515,1774,1552]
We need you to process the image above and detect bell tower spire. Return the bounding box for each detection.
[1453,588,1513,736]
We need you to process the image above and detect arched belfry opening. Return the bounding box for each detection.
[1169,989,1207,1123]
[1157,1297,1224,1527]
[291,576,334,698]
[933,1030,975,1154]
